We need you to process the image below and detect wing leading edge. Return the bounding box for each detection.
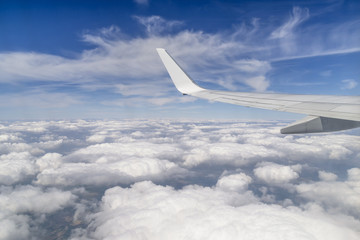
[156,48,360,134]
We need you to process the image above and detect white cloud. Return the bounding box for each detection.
[0,91,82,109]
[73,181,359,240]
[133,0,148,6]
[320,70,332,77]
[36,153,62,171]
[270,7,310,39]
[35,138,188,186]
[0,134,21,142]
[2,121,49,133]
[348,168,360,182]
[244,75,270,92]
[297,168,360,217]
[234,59,271,73]
[66,141,183,163]
[0,185,76,239]
[102,94,197,107]
[86,133,107,143]
[183,142,282,167]
[254,162,301,185]
[318,171,337,181]
[216,172,252,192]
[0,17,273,94]
[0,214,30,240]
[0,120,359,238]
[135,15,183,35]
[0,152,37,185]
[0,185,75,214]
[0,10,358,113]
[341,79,358,90]
[245,133,360,162]
[114,83,172,97]
[36,158,188,186]
[270,7,310,55]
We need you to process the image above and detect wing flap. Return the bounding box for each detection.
[281,116,360,134]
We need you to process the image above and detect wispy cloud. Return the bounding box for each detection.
[0,18,273,93]
[133,0,149,6]
[341,79,358,90]
[134,15,183,36]
[0,5,359,113]
[0,91,82,108]
[270,7,309,55]
[271,47,360,62]
[270,7,310,40]
[320,70,332,77]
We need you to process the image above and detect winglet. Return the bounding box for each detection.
[156,48,204,95]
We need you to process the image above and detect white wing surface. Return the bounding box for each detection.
[157,48,360,134]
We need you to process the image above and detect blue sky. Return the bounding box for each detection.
[0,0,359,120]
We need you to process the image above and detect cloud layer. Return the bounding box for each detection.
[0,120,359,239]
[81,181,359,240]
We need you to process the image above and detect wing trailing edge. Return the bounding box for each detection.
[156,48,360,134]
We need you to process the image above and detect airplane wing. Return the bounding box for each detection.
[156,48,360,134]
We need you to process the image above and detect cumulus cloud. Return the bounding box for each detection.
[0,185,75,213]
[0,185,76,239]
[35,158,188,187]
[0,152,37,185]
[0,120,359,239]
[216,172,252,192]
[36,153,62,171]
[72,181,359,240]
[0,134,21,142]
[254,162,301,185]
[297,168,360,217]
[0,214,30,240]
[183,142,281,167]
[318,170,337,181]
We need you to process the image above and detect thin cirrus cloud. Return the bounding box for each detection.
[341,79,358,90]
[0,7,359,93]
[270,7,310,55]
[0,120,359,239]
[133,0,149,6]
[270,7,310,40]
[0,21,272,92]
[0,7,359,116]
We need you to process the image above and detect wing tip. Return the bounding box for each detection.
[156,48,204,95]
